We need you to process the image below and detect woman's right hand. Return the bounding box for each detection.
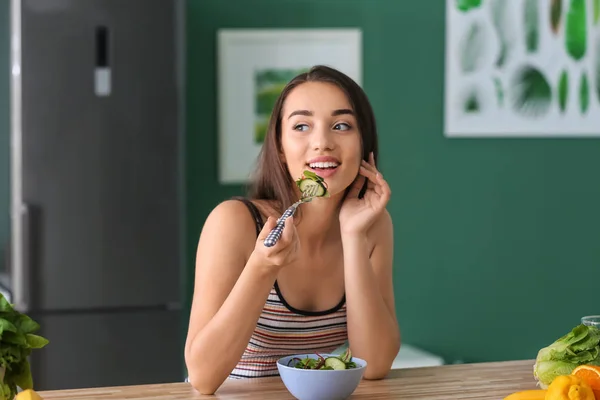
[249,216,300,272]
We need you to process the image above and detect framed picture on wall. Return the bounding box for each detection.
[217,28,362,184]
[444,0,600,137]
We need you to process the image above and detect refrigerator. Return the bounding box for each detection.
[7,0,186,391]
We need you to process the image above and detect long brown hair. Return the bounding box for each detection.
[248,65,379,212]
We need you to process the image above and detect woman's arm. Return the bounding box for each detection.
[342,209,400,380]
[184,200,297,394]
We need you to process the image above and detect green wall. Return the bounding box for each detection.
[0,1,9,268]
[185,0,600,365]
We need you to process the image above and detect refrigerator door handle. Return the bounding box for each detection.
[14,203,33,313]
[94,25,112,97]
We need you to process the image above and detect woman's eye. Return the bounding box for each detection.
[334,123,351,131]
[294,124,309,132]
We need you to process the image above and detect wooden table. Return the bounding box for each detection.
[37,359,539,399]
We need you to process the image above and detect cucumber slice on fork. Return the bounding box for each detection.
[263,171,329,247]
[298,179,326,199]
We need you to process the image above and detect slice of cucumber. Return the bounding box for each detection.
[298,179,326,197]
[324,357,346,370]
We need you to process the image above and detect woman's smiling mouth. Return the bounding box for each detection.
[306,156,340,178]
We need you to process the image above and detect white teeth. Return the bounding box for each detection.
[309,162,339,169]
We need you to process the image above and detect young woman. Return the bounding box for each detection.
[184,65,400,394]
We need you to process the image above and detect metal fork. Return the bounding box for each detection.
[263,184,320,247]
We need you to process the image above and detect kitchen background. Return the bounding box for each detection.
[0,0,599,391]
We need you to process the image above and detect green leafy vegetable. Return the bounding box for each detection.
[534,324,600,389]
[524,0,540,52]
[0,294,49,400]
[288,348,357,370]
[298,170,324,183]
[579,71,590,114]
[594,0,599,25]
[565,0,587,61]
[558,69,568,113]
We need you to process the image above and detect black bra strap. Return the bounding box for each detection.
[232,197,264,237]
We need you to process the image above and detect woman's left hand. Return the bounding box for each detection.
[339,152,391,236]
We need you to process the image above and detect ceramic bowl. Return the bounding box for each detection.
[276,353,367,400]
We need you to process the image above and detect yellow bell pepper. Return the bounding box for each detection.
[545,375,595,400]
[503,389,547,400]
[15,389,43,400]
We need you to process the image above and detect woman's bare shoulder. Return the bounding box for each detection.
[205,198,260,226]
[198,199,261,254]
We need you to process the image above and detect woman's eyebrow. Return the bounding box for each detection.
[287,108,354,119]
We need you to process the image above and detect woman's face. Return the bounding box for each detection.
[279,81,363,198]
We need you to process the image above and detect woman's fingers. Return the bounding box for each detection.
[347,174,366,198]
[376,173,392,203]
[359,163,379,183]
[257,217,277,241]
[279,216,295,246]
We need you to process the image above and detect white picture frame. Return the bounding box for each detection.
[217,28,362,184]
[444,0,600,138]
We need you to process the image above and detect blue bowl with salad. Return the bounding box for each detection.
[276,348,366,400]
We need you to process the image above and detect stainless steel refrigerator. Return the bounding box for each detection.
[8,0,186,391]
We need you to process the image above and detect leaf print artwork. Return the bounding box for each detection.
[509,65,552,118]
[464,90,481,113]
[550,0,562,34]
[444,0,600,136]
[596,37,600,103]
[494,77,504,107]
[558,70,569,113]
[460,22,485,73]
[489,0,513,67]
[579,71,589,114]
[565,0,587,61]
[525,0,540,52]
[456,0,482,12]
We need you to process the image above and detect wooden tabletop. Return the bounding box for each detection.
[37,359,539,399]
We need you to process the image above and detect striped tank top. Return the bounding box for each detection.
[229,197,348,379]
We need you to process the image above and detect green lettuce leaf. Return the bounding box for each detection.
[6,359,33,390]
[534,324,600,388]
[534,360,578,386]
[571,324,600,351]
[25,334,49,349]
[0,294,49,399]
